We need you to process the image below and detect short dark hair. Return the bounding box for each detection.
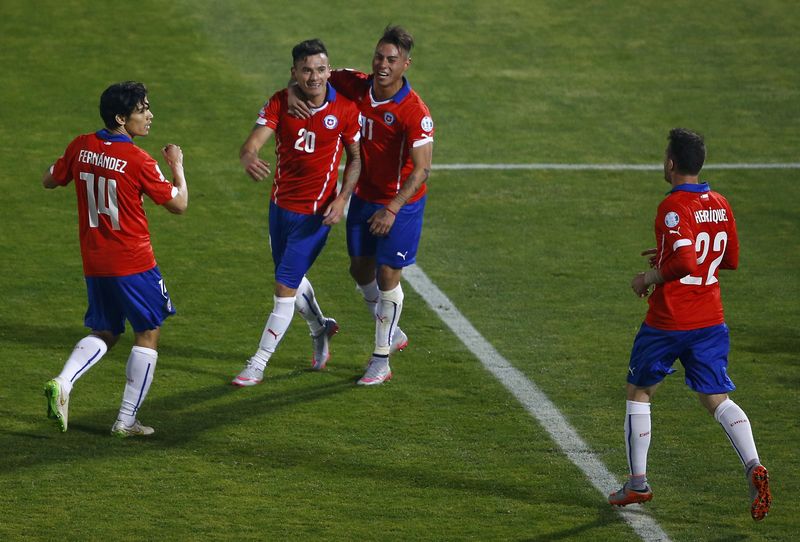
[667,128,706,175]
[378,25,414,56]
[292,39,328,64]
[99,81,148,130]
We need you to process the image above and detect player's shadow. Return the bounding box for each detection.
[0,371,357,472]
[0,318,235,362]
[516,509,621,541]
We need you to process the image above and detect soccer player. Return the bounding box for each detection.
[231,39,361,386]
[608,129,771,521]
[288,26,434,386]
[42,81,189,437]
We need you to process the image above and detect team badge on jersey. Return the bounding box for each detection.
[323,114,339,129]
[421,116,434,132]
[664,211,680,228]
[383,112,395,125]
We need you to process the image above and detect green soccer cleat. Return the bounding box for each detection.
[44,378,69,432]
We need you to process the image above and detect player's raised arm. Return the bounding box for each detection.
[161,144,189,214]
[240,125,274,181]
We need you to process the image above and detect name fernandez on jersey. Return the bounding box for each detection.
[694,208,728,224]
[77,150,128,174]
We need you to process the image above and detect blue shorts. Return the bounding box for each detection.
[627,322,736,394]
[347,194,425,268]
[269,201,331,289]
[84,266,176,335]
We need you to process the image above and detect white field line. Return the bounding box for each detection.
[403,264,672,542]
[432,162,800,171]
[339,162,800,171]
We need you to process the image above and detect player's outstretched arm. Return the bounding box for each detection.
[323,141,361,226]
[240,125,273,181]
[162,144,189,214]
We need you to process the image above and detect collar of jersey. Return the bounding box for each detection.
[670,182,710,194]
[369,76,411,105]
[96,129,133,143]
[308,83,336,114]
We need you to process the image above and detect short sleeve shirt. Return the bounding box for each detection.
[50,130,175,277]
[329,69,434,205]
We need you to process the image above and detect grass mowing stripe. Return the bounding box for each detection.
[403,263,672,542]
[431,163,800,171]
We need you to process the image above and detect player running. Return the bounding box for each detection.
[232,39,361,386]
[289,26,434,385]
[608,128,771,521]
[42,81,189,437]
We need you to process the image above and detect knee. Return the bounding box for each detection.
[350,258,375,285]
[92,331,120,349]
[134,329,160,350]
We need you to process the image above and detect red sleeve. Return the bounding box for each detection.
[720,202,739,270]
[329,69,369,102]
[654,200,696,282]
[256,90,284,129]
[139,155,175,205]
[403,100,434,149]
[660,245,697,281]
[342,102,361,145]
[50,137,82,185]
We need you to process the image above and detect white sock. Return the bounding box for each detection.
[625,400,651,488]
[117,346,158,427]
[295,277,325,336]
[714,398,760,469]
[56,335,108,395]
[374,284,403,356]
[359,279,404,345]
[251,295,296,369]
[357,279,380,318]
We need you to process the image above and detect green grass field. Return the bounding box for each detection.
[1,1,798,540]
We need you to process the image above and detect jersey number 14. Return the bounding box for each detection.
[79,172,120,230]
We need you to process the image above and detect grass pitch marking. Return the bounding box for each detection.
[404,264,672,542]
[432,162,800,171]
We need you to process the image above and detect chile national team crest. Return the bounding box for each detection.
[323,114,338,129]
[383,112,395,125]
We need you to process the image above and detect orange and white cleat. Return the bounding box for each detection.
[608,482,653,506]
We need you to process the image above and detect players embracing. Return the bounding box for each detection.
[232,38,362,386]
[290,25,435,385]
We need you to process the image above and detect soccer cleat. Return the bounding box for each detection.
[232,360,265,387]
[44,378,69,432]
[357,357,392,386]
[390,328,409,354]
[608,481,653,506]
[747,464,771,521]
[310,318,340,370]
[111,419,155,438]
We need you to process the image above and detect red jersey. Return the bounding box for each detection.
[50,130,176,277]
[646,183,739,330]
[329,69,434,205]
[257,84,360,215]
